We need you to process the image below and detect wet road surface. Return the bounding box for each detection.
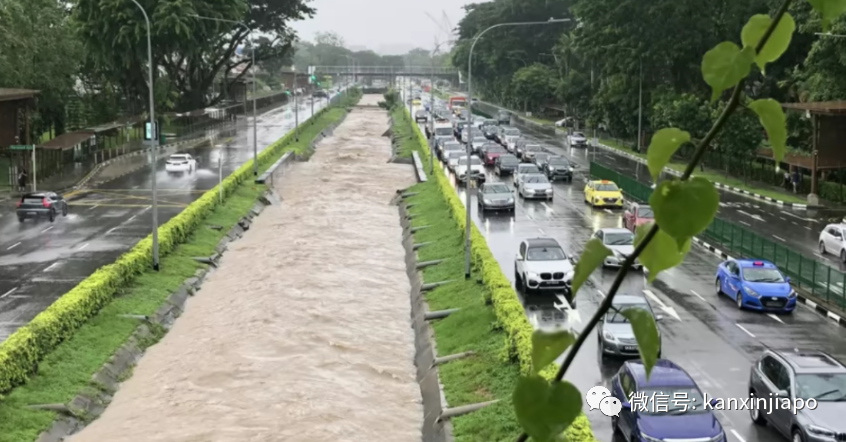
[414,115,846,442]
[0,98,331,341]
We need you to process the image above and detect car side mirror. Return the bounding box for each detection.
[785,276,791,283]
[568,257,576,264]
[515,253,523,261]
[620,401,631,410]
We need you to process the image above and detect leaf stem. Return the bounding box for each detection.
[514,1,792,441]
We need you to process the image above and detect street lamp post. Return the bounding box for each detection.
[129,0,159,270]
[192,15,258,175]
[464,18,571,279]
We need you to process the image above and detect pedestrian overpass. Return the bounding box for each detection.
[313,65,458,81]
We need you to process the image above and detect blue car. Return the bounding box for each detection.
[611,360,725,442]
[715,259,796,312]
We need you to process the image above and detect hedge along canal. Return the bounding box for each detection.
[0,90,362,442]
[393,107,598,441]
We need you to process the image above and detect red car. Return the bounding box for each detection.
[484,146,507,166]
[623,203,654,232]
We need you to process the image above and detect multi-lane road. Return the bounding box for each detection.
[0,96,332,341]
[411,103,846,442]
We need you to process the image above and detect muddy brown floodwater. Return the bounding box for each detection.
[70,95,422,442]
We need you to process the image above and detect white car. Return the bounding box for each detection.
[514,237,575,298]
[471,136,488,153]
[567,131,588,148]
[594,228,642,269]
[819,223,846,262]
[447,152,465,171]
[165,154,197,174]
[442,143,464,163]
[455,155,486,183]
[514,163,541,189]
[518,174,553,201]
[506,135,522,152]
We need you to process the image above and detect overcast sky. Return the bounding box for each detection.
[290,0,480,54]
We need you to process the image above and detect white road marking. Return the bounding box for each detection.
[735,324,756,337]
[43,262,60,272]
[78,242,89,250]
[767,313,785,324]
[597,290,605,298]
[643,290,682,321]
[0,287,18,298]
[730,429,747,442]
[538,228,545,235]
[773,235,787,242]
[792,221,799,226]
[737,210,765,222]
[554,295,581,324]
[89,205,98,210]
[132,185,139,189]
[540,202,554,212]
[127,214,137,222]
[143,205,151,211]
[780,217,787,221]
[738,220,751,227]
[41,226,54,233]
[690,290,705,301]
[604,208,613,214]
[6,242,20,250]
[805,226,811,230]
[106,227,118,235]
[783,211,815,222]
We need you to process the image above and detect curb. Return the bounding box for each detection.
[688,235,846,328]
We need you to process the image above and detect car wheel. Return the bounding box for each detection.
[48,210,55,223]
[749,391,767,425]
[819,241,827,255]
[841,249,846,263]
[715,278,722,296]
[736,293,744,309]
[792,429,805,442]
[514,268,521,285]
[62,203,68,217]
[17,216,24,223]
[522,276,531,294]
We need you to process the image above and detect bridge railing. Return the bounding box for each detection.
[312,65,458,75]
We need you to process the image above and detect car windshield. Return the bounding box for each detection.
[549,158,569,166]
[23,197,45,205]
[458,157,482,165]
[449,153,464,160]
[604,232,634,246]
[169,156,187,161]
[473,137,487,143]
[504,129,521,136]
[484,184,510,194]
[487,146,506,153]
[445,142,462,150]
[526,175,549,184]
[525,145,541,151]
[519,166,540,174]
[637,207,654,218]
[416,111,426,116]
[596,183,619,191]
[795,373,846,401]
[573,132,586,138]
[435,127,452,136]
[485,119,497,125]
[742,268,785,283]
[535,154,550,161]
[605,304,650,323]
[483,125,496,131]
[526,246,566,261]
[500,156,519,164]
[636,388,707,415]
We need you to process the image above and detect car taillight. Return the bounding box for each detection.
[42,199,50,208]
[15,201,20,208]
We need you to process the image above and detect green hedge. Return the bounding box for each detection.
[0,101,351,395]
[405,111,597,441]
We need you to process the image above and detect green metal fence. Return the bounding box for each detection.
[589,161,846,309]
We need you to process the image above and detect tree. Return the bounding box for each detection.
[73,0,315,112]
[510,64,556,112]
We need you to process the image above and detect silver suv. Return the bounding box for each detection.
[514,238,575,299]
[749,349,846,441]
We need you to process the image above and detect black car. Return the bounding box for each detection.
[312,90,328,98]
[415,110,428,123]
[544,156,575,182]
[454,121,469,138]
[494,154,520,176]
[532,153,552,170]
[496,110,511,125]
[478,182,515,212]
[482,124,498,140]
[16,191,68,222]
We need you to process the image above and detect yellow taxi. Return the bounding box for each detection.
[412,99,421,105]
[452,106,465,116]
[584,179,624,208]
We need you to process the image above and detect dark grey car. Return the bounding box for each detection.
[16,191,68,222]
[598,294,663,358]
[478,182,515,212]
[749,349,846,442]
[495,155,520,176]
[497,110,511,125]
[544,156,575,182]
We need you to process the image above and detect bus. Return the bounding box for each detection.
[449,96,467,110]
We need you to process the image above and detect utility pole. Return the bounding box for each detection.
[637,57,643,153]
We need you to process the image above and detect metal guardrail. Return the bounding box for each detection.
[589,161,846,309]
[313,66,458,75]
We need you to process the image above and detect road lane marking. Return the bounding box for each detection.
[538,228,545,235]
[127,214,137,222]
[738,220,751,227]
[143,205,151,211]
[89,205,98,210]
[792,221,799,226]
[737,210,765,222]
[735,323,756,337]
[41,226,54,233]
[44,262,60,272]
[6,242,20,250]
[106,227,118,235]
[767,313,785,324]
[690,290,705,301]
[0,287,18,298]
[603,208,613,214]
[643,290,682,321]
[78,242,89,250]
[783,211,815,222]
[597,290,605,297]
[773,235,787,242]
[540,202,554,212]
[805,226,811,230]
[730,429,747,442]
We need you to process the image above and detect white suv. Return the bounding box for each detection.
[514,237,575,301]
[165,154,196,174]
[819,223,846,262]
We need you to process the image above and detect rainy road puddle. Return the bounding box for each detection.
[69,95,423,442]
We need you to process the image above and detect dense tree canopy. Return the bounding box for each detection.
[292,32,449,73]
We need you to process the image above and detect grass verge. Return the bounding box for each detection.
[399,112,596,441]
[391,106,424,160]
[0,99,356,442]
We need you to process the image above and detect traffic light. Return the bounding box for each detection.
[308,74,316,84]
[284,88,291,96]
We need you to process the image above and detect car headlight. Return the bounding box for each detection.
[789,289,797,298]
[569,167,574,171]
[808,426,837,438]
[506,198,514,203]
[563,270,574,281]
[744,286,761,298]
[549,167,556,171]
[528,272,539,281]
[483,198,492,204]
[603,331,617,342]
[708,432,726,442]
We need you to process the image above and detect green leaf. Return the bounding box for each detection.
[748,98,788,163]
[700,42,755,102]
[531,330,576,374]
[649,177,720,248]
[740,13,796,74]
[807,0,846,31]
[620,307,661,379]
[646,128,691,182]
[635,222,691,283]
[513,376,582,442]
[572,238,612,295]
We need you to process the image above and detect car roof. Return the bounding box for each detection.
[22,192,48,198]
[628,360,697,388]
[599,227,632,235]
[769,349,846,374]
[525,237,562,248]
[735,259,778,269]
[482,182,509,189]
[613,294,649,305]
[591,179,618,185]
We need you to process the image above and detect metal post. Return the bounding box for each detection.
[637,58,643,153]
[31,145,36,192]
[132,0,158,270]
[429,41,437,175]
[464,18,570,279]
[294,68,299,141]
[219,149,223,204]
[250,30,257,176]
